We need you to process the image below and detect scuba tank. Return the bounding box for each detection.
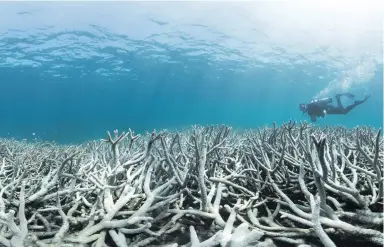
[310,97,332,105]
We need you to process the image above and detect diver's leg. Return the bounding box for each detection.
[334,92,356,109]
[341,94,371,114]
[336,93,355,99]
[335,94,344,109]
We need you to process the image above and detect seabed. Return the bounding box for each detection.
[0,121,383,247]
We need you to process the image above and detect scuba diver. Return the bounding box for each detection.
[299,93,371,122]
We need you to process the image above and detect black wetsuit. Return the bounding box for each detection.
[307,93,370,122]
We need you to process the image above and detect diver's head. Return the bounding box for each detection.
[299,103,308,114]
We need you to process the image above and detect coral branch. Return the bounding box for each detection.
[0,124,382,246]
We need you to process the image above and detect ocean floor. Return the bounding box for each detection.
[0,122,382,247]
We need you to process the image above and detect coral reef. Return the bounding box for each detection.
[0,122,383,247]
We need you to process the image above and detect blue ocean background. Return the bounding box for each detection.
[0,1,383,144]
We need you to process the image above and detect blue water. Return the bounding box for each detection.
[0,2,383,144]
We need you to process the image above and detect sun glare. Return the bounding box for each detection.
[294,0,382,14]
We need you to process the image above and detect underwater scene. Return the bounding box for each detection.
[0,1,383,247]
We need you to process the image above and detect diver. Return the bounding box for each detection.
[299,93,371,122]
